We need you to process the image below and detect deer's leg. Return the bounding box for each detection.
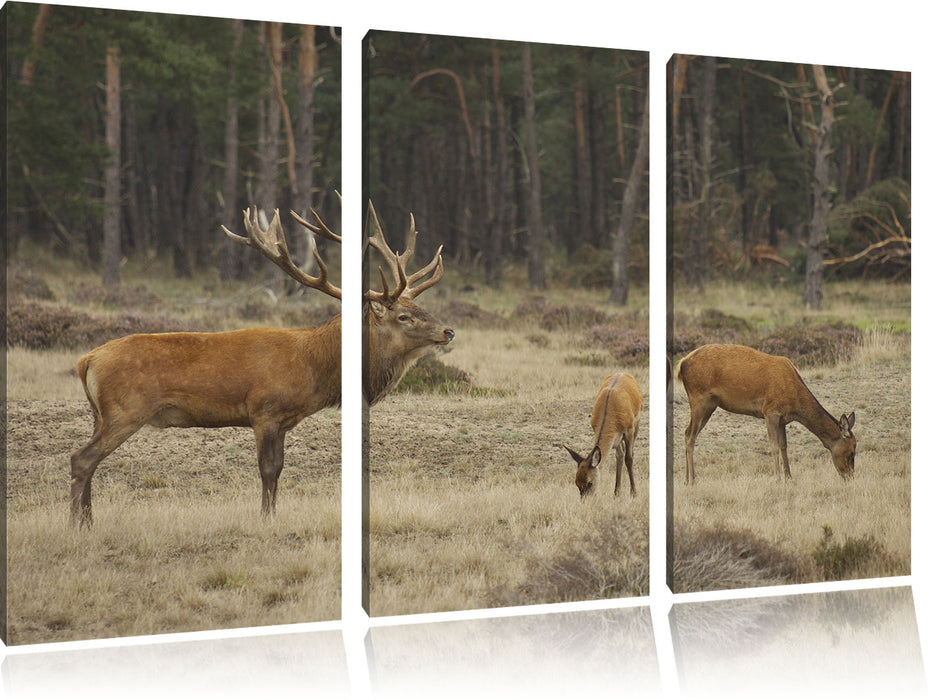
[684,399,716,485]
[613,439,624,497]
[623,428,637,497]
[765,414,791,480]
[777,421,791,480]
[255,425,286,516]
[70,419,141,527]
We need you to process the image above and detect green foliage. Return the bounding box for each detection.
[8,7,341,270]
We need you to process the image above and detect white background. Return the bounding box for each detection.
[2,1,931,697]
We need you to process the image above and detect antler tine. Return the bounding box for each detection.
[290,208,342,244]
[365,201,403,283]
[404,244,444,299]
[222,207,341,301]
[364,201,445,303]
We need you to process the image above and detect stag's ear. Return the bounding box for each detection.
[564,445,584,465]
[369,300,387,319]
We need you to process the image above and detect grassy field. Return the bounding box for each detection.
[6,253,342,645]
[367,288,651,616]
[668,279,911,592]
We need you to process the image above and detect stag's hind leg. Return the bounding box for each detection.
[684,398,717,484]
[70,417,143,527]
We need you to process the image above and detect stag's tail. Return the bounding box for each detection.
[76,353,103,425]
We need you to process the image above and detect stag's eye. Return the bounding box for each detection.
[397,314,410,323]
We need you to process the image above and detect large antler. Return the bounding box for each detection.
[222,206,342,301]
[365,201,444,306]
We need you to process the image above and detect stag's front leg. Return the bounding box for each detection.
[765,414,790,480]
[255,424,286,516]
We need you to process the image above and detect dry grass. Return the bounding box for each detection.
[669,311,911,592]
[6,349,341,646]
[367,323,650,616]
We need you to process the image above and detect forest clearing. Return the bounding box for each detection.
[668,279,911,592]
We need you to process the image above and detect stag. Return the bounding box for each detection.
[70,203,453,527]
[564,372,643,498]
[677,343,856,484]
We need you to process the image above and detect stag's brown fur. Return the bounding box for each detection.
[565,372,642,498]
[366,297,454,405]
[677,343,856,484]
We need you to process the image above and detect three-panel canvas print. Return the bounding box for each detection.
[1,2,915,684]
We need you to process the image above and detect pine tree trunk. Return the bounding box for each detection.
[521,43,546,291]
[804,65,835,310]
[574,75,592,250]
[102,46,121,287]
[690,55,716,292]
[221,19,243,280]
[257,22,282,213]
[609,91,649,305]
[486,44,508,288]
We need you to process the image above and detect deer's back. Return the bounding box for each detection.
[679,344,803,416]
[591,372,642,433]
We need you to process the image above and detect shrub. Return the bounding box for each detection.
[671,526,803,593]
[69,282,163,311]
[394,354,473,394]
[490,514,648,606]
[436,301,506,329]
[7,301,195,350]
[514,297,609,331]
[583,324,649,365]
[757,322,863,367]
[698,308,754,334]
[812,526,899,581]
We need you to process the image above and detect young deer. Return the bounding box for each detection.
[564,372,643,498]
[70,203,453,527]
[677,343,856,484]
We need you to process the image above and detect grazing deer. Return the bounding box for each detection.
[564,372,643,498]
[676,343,856,484]
[70,203,453,527]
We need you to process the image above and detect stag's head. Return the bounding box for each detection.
[565,444,601,499]
[365,202,454,404]
[831,411,857,479]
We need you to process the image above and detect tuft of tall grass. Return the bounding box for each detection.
[670,525,804,594]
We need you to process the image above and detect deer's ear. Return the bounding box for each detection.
[839,412,856,435]
[564,445,584,465]
[589,446,602,467]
